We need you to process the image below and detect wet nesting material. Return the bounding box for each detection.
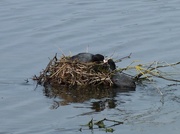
[33,55,114,89]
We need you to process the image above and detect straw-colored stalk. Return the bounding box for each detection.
[34,56,114,88]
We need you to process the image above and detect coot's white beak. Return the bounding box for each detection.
[103,58,109,63]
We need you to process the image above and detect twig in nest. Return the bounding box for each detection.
[34,55,114,88]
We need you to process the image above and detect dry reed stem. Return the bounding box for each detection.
[34,55,114,88]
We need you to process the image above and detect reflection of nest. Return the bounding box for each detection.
[44,86,117,107]
[33,55,114,89]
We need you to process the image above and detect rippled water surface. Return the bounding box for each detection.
[1,0,180,134]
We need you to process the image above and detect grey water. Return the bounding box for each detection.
[0,0,180,133]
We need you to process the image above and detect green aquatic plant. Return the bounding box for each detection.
[80,118,123,133]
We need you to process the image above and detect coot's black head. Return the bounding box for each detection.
[92,54,104,62]
[107,59,116,70]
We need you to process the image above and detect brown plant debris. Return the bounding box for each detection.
[33,54,114,89]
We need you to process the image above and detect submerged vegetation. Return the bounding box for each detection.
[80,118,123,133]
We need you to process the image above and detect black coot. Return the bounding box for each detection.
[106,59,136,90]
[112,72,136,90]
[71,53,104,62]
[107,59,116,71]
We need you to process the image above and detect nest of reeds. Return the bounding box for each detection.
[33,55,114,89]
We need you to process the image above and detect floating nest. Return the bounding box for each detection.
[33,54,115,89]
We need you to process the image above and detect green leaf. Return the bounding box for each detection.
[105,128,114,133]
[94,120,105,128]
[88,119,93,129]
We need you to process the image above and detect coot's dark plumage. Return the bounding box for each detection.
[71,53,104,62]
[107,59,116,71]
[106,59,135,90]
[112,72,136,90]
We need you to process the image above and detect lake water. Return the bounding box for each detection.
[1,0,180,134]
